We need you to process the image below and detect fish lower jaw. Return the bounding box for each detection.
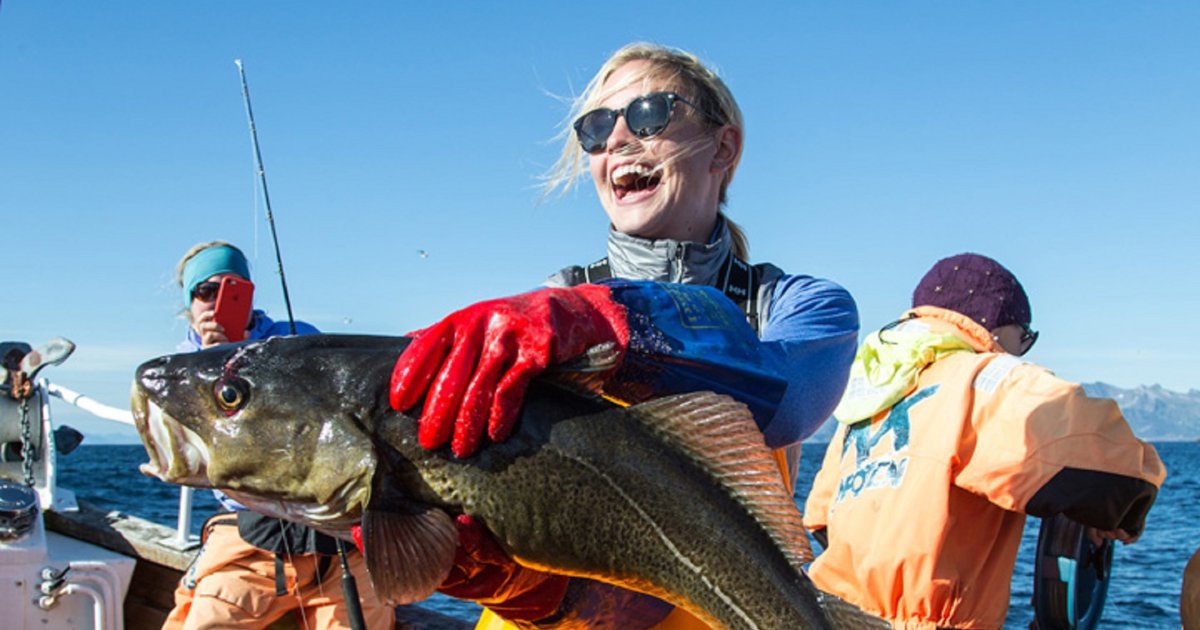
[221,491,357,532]
[137,400,212,486]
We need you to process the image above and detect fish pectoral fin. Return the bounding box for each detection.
[361,506,458,606]
[629,392,816,565]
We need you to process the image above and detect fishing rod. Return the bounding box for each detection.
[235,59,366,630]
[235,59,297,335]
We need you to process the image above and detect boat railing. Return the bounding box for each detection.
[40,378,199,550]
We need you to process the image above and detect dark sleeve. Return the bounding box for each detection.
[1025,468,1159,535]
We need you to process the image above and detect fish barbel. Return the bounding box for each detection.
[131,334,884,629]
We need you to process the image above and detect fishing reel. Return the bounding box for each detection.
[1032,514,1114,630]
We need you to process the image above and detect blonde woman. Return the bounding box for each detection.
[391,43,860,629]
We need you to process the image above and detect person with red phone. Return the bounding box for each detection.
[178,244,275,347]
[168,241,393,630]
[212,275,255,343]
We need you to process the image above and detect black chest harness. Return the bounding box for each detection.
[566,253,764,334]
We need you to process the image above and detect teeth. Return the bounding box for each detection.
[612,163,655,185]
[140,400,211,485]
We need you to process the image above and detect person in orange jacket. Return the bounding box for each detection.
[803,252,1165,630]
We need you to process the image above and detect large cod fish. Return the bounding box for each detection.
[132,334,884,630]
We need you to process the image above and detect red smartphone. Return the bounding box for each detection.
[213,276,255,343]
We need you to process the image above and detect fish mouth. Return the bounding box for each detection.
[131,381,212,487]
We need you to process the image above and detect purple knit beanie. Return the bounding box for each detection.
[911,253,1031,330]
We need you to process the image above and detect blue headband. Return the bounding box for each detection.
[182,245,251,304]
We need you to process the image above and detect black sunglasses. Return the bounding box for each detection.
[191,281,220,302]
[1018,324,1039,356]
[573,91,721,154]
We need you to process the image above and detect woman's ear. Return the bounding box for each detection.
[710,125,742,174]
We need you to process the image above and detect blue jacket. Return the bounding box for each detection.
[176,309,320,353]
[547,219,859,447]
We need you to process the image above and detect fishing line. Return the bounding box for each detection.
[235,59,297,335]
[235,59,366,630]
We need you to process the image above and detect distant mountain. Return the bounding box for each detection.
[807,381,1199,443]
[1081,382,1200,441]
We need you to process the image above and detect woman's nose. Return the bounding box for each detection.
[605,115,637,152]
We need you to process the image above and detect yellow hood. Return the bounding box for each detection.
[832,307,997,424]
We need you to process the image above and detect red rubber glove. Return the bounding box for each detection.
[439,515,570,622]
[391,284,628,458]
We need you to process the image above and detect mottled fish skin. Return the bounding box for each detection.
[369,382,835,630]
[131,334,887,630]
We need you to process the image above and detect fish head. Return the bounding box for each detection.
[131,334,404,530]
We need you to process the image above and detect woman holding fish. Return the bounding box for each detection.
[164,241,393,630]
[390,42,860,629]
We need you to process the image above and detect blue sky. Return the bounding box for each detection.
[2,2,1196,442]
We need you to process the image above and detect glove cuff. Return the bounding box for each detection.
[567,283,631,352]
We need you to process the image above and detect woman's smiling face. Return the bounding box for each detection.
[586,60,731,243]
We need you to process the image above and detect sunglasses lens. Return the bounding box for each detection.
[1018,326,1038,356]
[192,282,219,302]
[626,94,673,137]
[575,109,617,153]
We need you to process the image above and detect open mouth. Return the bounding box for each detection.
[130,382,212,487]
[611,163,661,201]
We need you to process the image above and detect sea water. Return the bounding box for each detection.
[56,441,1197,628]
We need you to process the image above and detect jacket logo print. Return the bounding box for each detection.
[834,385,939,503]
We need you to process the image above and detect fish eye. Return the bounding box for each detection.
[214,377,249,412]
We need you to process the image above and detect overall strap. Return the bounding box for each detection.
[578,255,761,334]
[274,554,287,595]
[581,258,613,283]
[718,254,761,334]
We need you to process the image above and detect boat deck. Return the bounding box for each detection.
[45,499,471,629]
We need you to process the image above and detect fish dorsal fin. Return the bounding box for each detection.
[628,392,814,566]
[361,506,458,606]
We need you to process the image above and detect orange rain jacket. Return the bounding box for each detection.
[803,306,1165,629]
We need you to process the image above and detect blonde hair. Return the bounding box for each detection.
[723,214,749,260]
[542,43,749,257]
